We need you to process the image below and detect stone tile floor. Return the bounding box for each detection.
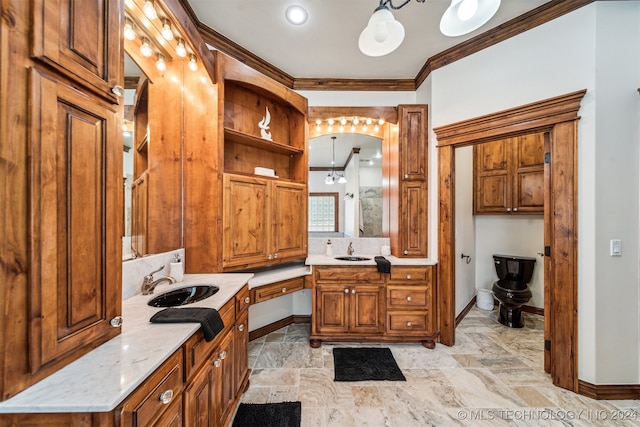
[238,307,640,426]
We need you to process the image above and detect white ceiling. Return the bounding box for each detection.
[186,0,550,80]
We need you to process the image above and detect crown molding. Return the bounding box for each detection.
[182,0,595,91]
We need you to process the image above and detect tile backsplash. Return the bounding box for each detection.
[308,237,390,256]
[122,249,185,300]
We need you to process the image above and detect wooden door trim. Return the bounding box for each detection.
[433,89,586,392]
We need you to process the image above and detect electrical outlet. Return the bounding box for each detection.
[610,239,622,256]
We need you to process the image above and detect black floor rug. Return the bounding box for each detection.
[333,347,406,382]
[232,402,301,427]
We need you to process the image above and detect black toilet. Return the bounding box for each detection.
[491,254,536,328]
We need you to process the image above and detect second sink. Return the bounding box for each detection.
[334,256,371,262]
[147,285,219,307]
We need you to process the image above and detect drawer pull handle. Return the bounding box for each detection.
[274,253,279,258]
[111,85,124,97]
[282,287,287,293]
[219,351,227,360]
[238,324,245,332]
[406,274,412,279]
[406,321,413,327]
[245,296,250,304]
[159,389,173,405]
[213,359,221,368]
[406,296,412,301]
[267,254,273,260]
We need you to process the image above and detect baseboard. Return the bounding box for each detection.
[455,296,477,327]
[578,380,640,400]
[248,315,311,342]
[522,305,544,316]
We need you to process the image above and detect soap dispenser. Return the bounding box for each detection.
[325,239,332,257]
[169,253,184,283]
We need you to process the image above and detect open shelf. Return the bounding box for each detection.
[224,128,303,156]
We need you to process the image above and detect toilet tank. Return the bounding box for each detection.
[493,254,536,284]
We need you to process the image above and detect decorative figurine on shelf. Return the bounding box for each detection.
[258,106,273,141]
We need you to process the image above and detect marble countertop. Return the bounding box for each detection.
[305,254,437,266]
[0,273,253,414]
[247,264,311,289]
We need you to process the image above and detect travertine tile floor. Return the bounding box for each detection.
[239,307,640,426]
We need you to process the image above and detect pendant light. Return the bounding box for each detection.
[440,0,501,37]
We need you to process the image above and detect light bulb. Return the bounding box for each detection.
[353,117,360,125]
[315,119,322,125]
[143,1,157,20]
[124,19,136,41]
[378,119,385,125]
[140,38,153,57]
[366,118,372,125]
[175,39,187,57]
[374,124,380,132]
[328,125,333,132]
[350,125,356,132]
[373,21,388,43]
[188,54,198,71]
[316,124,321,132]
[328,118,334,125]
[285,5,308,25]
[156,53,166,72]
[340,117,347,125]
[339,125,344,133]
[362,124,368,132]
[161,19,173,41]
[457,0,479,21]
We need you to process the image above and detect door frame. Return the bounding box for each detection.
[433,90,586,392]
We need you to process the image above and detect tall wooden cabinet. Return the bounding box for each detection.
[473,132,544,215]
[1,0,123,400]
[386,105,429,257]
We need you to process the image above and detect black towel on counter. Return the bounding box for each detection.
[374,256,391,273]
[150,307,224,342]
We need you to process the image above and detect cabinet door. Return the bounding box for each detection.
[513,133,544,213]
[271,181,307,261]
[474,139,511,214]
[223,174,270,268]
[399,105,428,180]
[350,285,385,334]
[214,330,235,426]
[32,0,121,100]
[315,285,349,334]
[28,69,121,374]
[184,363,214,427]
[234,310,249,397]
[399,182,427,257]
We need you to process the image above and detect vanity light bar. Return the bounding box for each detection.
[313,117,385,134]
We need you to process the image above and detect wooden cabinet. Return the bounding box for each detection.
[223,173,306,269]
[311,265,437,348]
[0,0,123,400]
[252,277,305,304]
[474,133,544,215]
[386,105,429,257]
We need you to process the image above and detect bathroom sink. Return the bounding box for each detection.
[334,256,371,262]
[147,285,219,307]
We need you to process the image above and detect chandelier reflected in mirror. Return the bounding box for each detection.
[325,136,347,185]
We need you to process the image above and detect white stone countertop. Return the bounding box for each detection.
[247,264,312,289]
[305,254,437,266]
[0,273,253,414]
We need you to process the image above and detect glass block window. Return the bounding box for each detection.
[308,193,338,232]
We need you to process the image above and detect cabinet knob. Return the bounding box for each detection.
[406,274,412,279]
[219,351,227,360]
[404,174,409,179]
[507,208,511,212]
[404,250,409,255]
[407,296,412,301]
[238,324,245,332]
[111,85,124,97]
[159,389,173,405]
[267,254,272,260]
[110,316,123,327]
[213,359,221,368]
[406,321,413,327]
[513,208,518,212]
[351,289,356,294]
[245,296,250,304]
[282,287,287,293]
[344,288,349,293]
[274,253,278,258]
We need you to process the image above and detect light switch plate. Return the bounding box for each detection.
[610,239,622,256]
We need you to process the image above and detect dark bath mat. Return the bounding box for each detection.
[232,402,301,427]
[333,347,406,382]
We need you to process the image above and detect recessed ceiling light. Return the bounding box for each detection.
[285,5,308,25]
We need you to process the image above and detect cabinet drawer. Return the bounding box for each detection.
[183,297,235,381]
[389,267,430,282]
[119,349,183,427]
[252,277,304,303]
[387,286,430,309]
[386,311,432,335]
[315,267,382,283]
[236,284,251,314]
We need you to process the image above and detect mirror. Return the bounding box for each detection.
[309,134,383,237]
[308,107,398,238]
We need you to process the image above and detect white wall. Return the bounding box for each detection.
[430,2,640,384]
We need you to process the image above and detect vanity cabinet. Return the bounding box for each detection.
[252,277,305,303]
[310,265,437,348]
[222,173,306,269]
[474,133,544,215]
[0,0,123,400]
[386,105,429,257]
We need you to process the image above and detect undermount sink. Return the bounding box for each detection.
[147,285,219,307]
[334,256,371,262]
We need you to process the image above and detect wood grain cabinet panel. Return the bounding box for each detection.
[252,277,305,303]
[474,133,544,215]
[399,105,428,181]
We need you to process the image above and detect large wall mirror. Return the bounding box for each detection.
[308,107,398,239]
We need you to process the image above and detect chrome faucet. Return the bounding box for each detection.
[347,242,354,256]
[141,265,176,295]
